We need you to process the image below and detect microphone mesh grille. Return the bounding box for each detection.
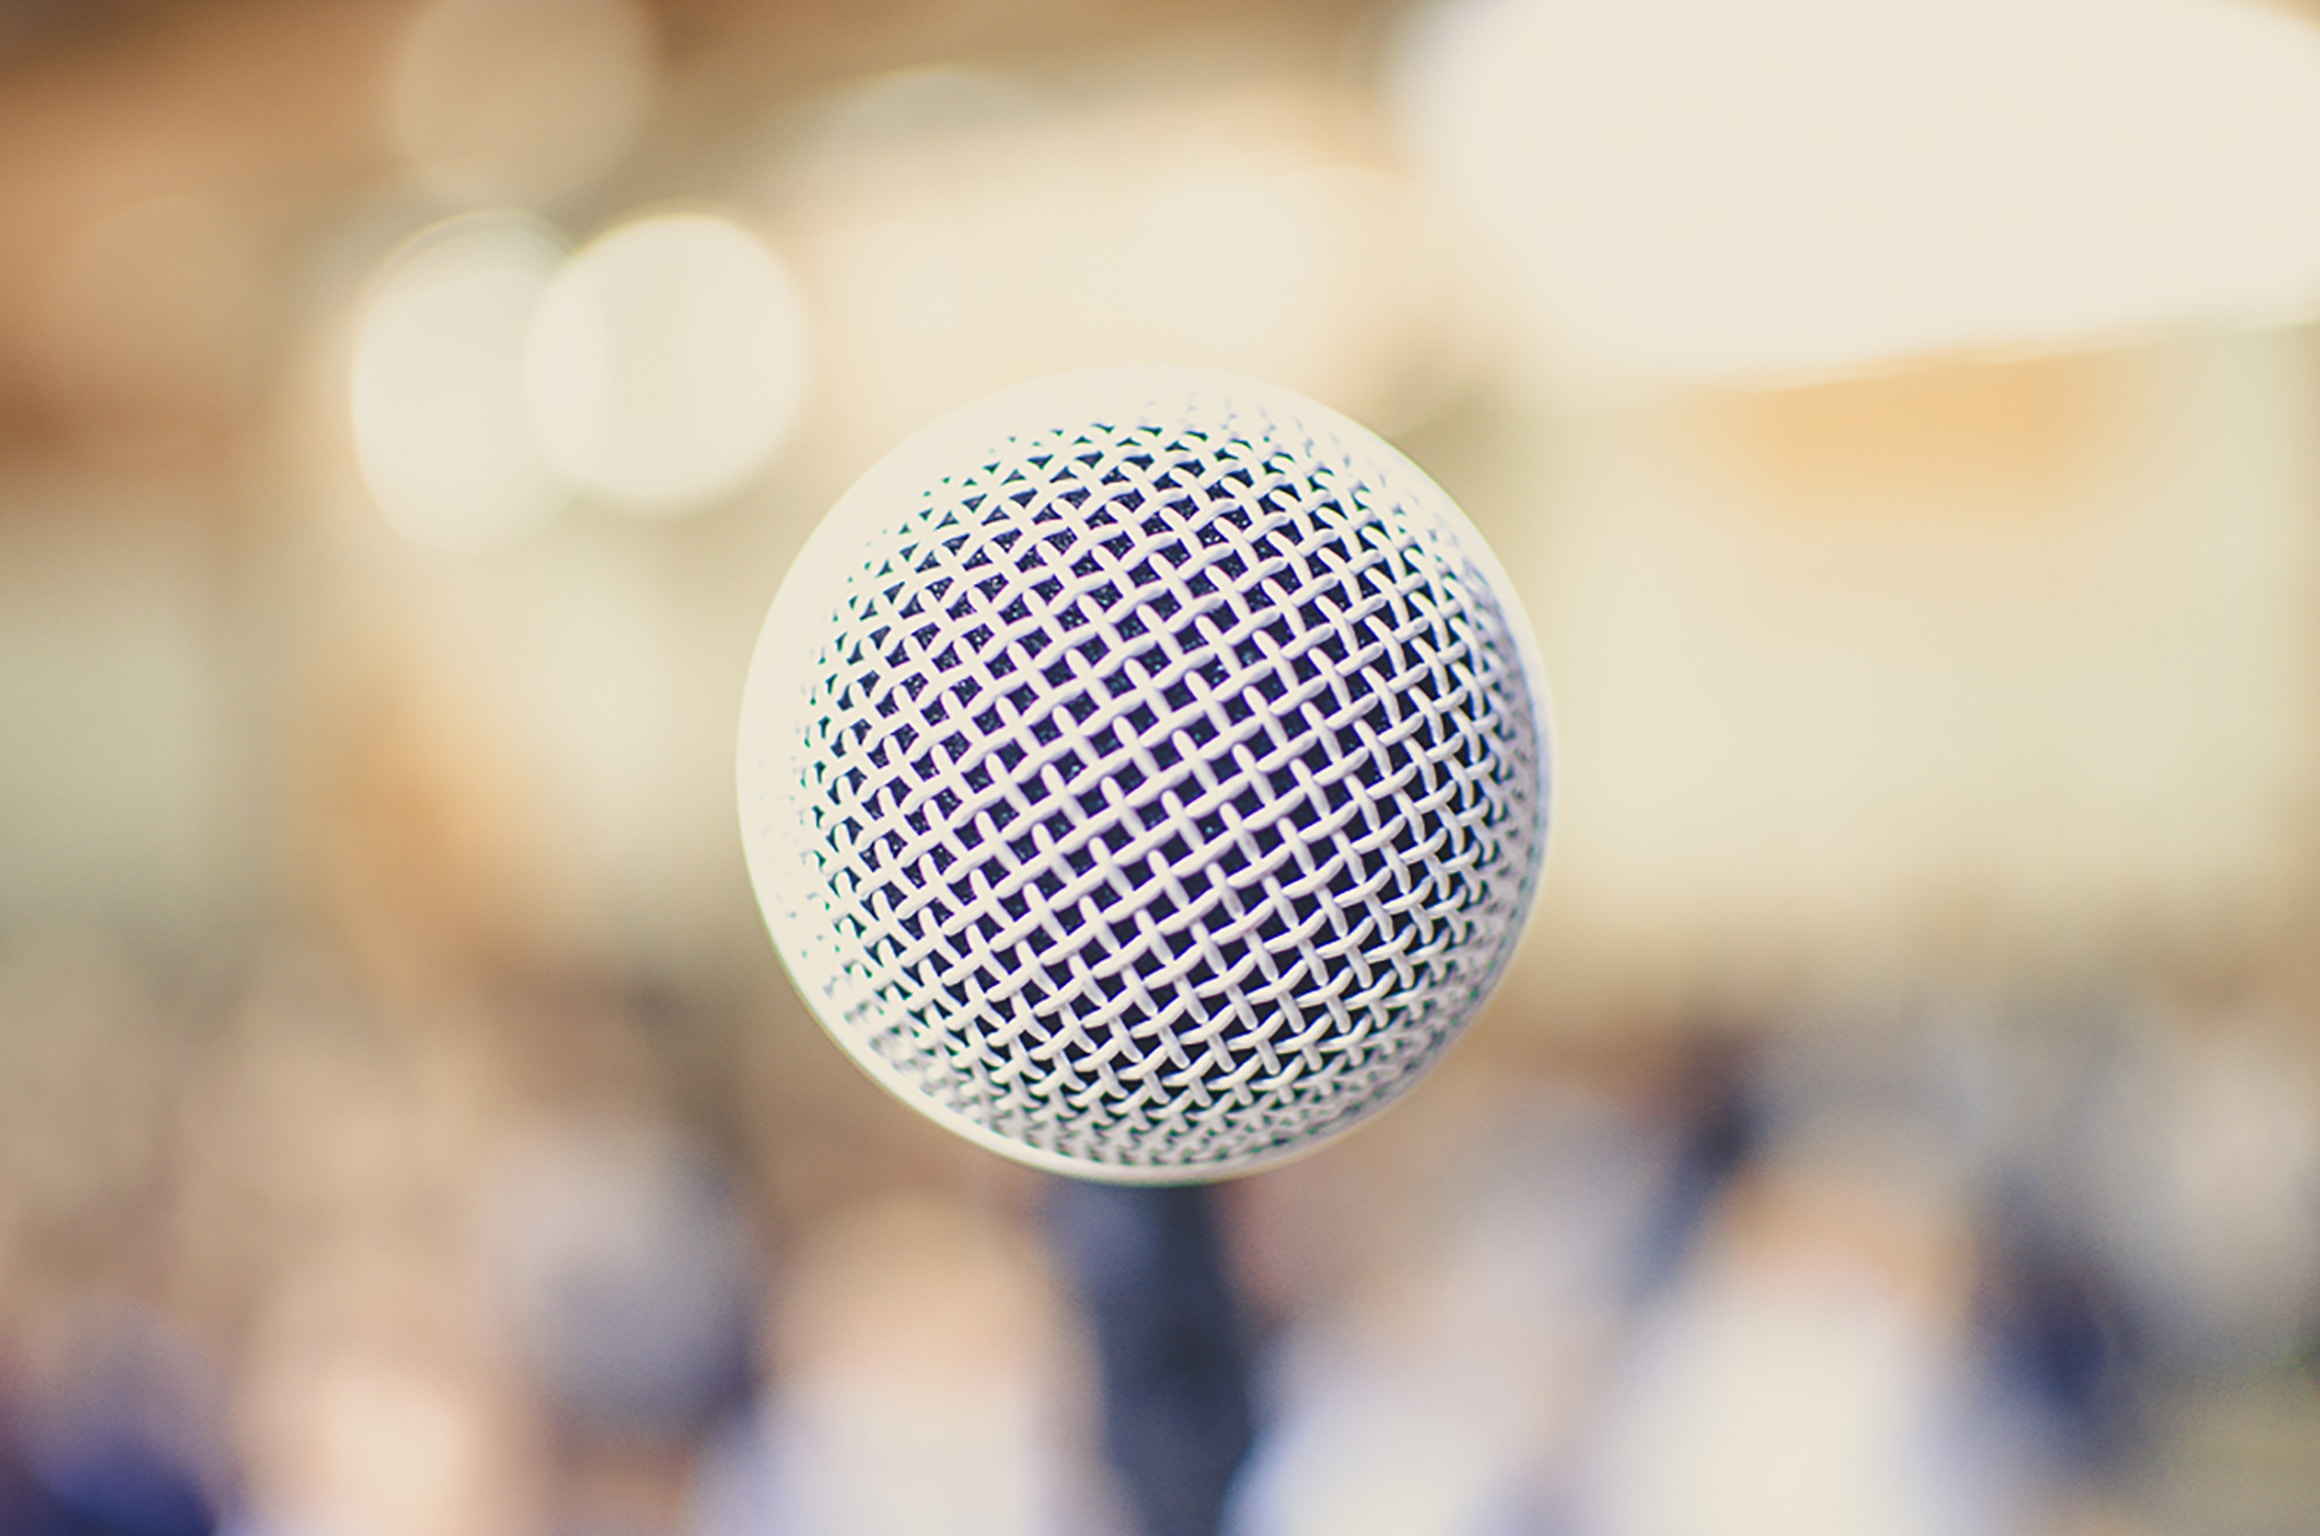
[743,375,1548,1180]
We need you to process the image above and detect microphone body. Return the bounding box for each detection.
[739,369,1550,1182]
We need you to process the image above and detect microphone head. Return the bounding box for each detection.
[739,369,1551,1182]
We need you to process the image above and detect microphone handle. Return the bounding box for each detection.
[1047,1179,1256,1536]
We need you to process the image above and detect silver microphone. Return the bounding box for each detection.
[738,368,1550,1182]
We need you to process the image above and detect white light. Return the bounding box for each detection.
[350,214,568,552]
[526,213,810,512]
[776,69,1480,450]
[1394,0,2320,385]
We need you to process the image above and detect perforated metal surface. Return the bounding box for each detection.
[740,370,1549,1180]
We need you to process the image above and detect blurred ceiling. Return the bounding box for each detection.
[0,0,1397,463]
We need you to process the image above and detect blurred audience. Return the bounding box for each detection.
[3,927,2318,1535]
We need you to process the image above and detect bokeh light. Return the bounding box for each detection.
[1393,0,2320,386]
[349,213,569,551]
[387,0,657,208]
[526,212,811,512]
[776,67,1481,453]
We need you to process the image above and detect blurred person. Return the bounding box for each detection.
[0,946,223,1533]
[169,952,432,1324]
[1973,1191,2142,1483]
[1732,1000,2160,1484]
[1795,996,2162,1485]
[188,951,741,1536]
[689,1194,1106,1536]
[228,1250,549,1536]
[1,1298,226,1536]
[2067,980,2320,1378]
[1623,1040,1759,1300]
[1567,1118,2037,1536]
[481,1118,756,1536]
[1227,1078,1686,1536]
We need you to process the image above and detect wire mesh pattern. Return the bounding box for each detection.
[742,373,1548,1180]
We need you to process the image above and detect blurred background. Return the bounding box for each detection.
[6,0,2320,1531]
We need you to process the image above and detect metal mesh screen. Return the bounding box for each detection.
[741,371,1549,1180]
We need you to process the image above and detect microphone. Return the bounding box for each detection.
[738,368,1550,1182]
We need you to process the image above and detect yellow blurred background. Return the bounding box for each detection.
[4,1,2320,1532]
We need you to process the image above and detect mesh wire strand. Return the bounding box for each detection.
[769,388,1544,1175]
